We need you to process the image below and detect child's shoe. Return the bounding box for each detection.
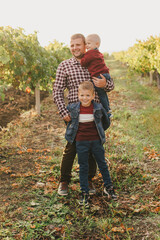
[78,191,90,208]
[103,186,117,200]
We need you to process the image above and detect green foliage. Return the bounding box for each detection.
[46,39,72,65]
[103,52,110,59]
[0,26,71,95]
[112,35,160,76]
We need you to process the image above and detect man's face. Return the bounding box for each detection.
[70,38,86,59]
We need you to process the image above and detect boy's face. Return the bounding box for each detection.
[70,38,86,59]
[78,89,95,107]
[86,37,99,51]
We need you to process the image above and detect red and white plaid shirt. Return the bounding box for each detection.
[53,57,114,118]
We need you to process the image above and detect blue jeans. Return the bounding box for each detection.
[76,140,112,193]
[93,73,111,113]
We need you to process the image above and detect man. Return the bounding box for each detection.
[53,33,114,195]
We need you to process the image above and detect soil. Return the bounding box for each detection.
[0,87,49,128]
[0,88,65,207]
[0,87,159,240]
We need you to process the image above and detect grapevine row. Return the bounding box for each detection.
[0,26,71,99]
[112,35,160,88]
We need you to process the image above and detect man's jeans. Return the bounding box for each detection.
[76,140,112,193]
[60,141,97,183]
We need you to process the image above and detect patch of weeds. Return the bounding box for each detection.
[53,146,63,157]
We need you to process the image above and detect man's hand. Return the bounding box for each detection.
[63,115,71,122]
[92,74,106,88]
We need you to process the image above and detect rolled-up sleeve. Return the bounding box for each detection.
[104,77,114,92]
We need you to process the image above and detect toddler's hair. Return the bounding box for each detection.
[71,33,85,44]
[78,81,95,93]
[87,34,101,45]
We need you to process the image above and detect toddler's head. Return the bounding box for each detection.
[85,34,101,51]
[78,81,95,107]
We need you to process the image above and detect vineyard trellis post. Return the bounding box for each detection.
[35,83,40,114]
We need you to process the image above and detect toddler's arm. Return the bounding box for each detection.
[80,50,96,67]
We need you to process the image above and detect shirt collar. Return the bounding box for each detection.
[71,57,81,65]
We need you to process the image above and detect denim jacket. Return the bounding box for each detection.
[65,101,110,144]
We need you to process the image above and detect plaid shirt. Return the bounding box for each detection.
[53,57,114,118]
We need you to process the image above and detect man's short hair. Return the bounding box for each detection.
[78,81,95,93]
[71,33,86,44]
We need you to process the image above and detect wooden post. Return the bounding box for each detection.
[157,72,160,90]
[149,71,153,85]
[35,83,40,114]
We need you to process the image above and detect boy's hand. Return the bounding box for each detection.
[92,74,106,88]
[63,115,71,122]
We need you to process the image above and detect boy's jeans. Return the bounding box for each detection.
[94,73,111,113]
[76,140,112,193]
[60,141,97,183]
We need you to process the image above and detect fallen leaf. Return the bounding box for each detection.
[120,223,126,230]
[153,207,160,213]
[105,235,111,240]
[27,149,33,153]
[70,184,77,191]
[127,227,134,231]
[35,182,45,188]
[30,201,40,206]
[30,225,36,229]
[12,183,19,188]
[1,160,7,163]
[130,195,139,201]
[47,176,55,182]
[111,226,125,233]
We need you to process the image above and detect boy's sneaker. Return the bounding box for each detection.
[78,192,90,208]
[103,186,117,200]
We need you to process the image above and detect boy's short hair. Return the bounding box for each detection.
[78,81,95,93]
[71,33,85,44]
[87,34,101,45]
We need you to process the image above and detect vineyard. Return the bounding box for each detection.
[112,35,160,89]
[0,26,71,112]
[0,27,160,239]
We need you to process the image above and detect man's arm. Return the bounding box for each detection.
[92,74,114,92]
[53,63,70,119]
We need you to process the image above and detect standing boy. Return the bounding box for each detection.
[81,34,111,115]
[65,81,117,207]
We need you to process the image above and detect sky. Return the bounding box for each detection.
[1,0,160,54]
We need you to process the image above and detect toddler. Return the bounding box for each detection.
[81,34,112,116]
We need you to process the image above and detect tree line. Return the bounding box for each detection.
[112,35,160,89]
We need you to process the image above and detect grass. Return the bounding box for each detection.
[106,57,160,151]
[0,57,160,239]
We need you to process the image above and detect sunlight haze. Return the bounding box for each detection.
[1,0,160,54]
